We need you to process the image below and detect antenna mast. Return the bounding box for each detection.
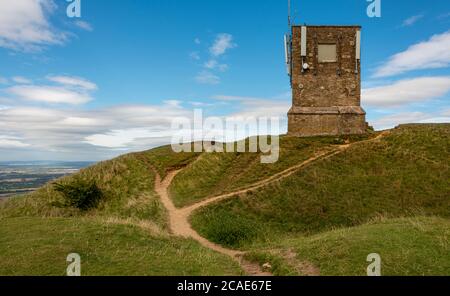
[285,0,293,82]
[288,0,291,29]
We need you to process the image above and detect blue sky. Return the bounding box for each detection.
[0,0,449,161]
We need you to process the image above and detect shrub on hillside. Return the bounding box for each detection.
[200,214,260,248]
[54,177,103,211]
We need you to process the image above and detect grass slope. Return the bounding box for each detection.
[0,146,199,227]
[0,217,242,276]
[247,217,450,276]
[0,146,241,276]
[138,145,199,179]
[191,124,450,249]
[170,135,370,207]
[1,124,448,276]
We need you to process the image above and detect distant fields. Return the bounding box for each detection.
[0,162,92,198]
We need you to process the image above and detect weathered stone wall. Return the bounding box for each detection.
[288,25,367,137]
[288,107,366,136]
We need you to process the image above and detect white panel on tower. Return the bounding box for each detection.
[301,26,307,57]
[356,30,361,60]
[284,34,290,64]
[284,34,291,75]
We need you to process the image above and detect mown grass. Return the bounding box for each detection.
[191,124,450,249]
[246,217,450,276]
[0,217,242,276]
[170,134,371,207]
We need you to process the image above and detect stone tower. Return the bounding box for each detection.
[287,25,367,137]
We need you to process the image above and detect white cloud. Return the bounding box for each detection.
[204,59,228,72]
[419,117,450,124]
[12,76,32,84]
[193,33,236,84]
[60,117,102,127]
[0,0,65,51]
[213,95,257,102]
[0,136,30,148]
[210,33,236,57]
[85,128,173,149]
[372,112,450,130]
[163,100,182,108]
[362,76,450,107]
[4,75,97,105]
[213,95,291,119]
[0,77,8,84]
[374,31,450,77]
[0,100,193,160]
[47,75,98,91]
[190,51,200,60]
[7,85,92,105]
[189,101,216,107]
[372,112,427,129]
[402,14,424,27]
[194,38,201,45]
[437,12,450,20]
[0,139,30,148]
[0,74,290,160]
[195,71,220,85]
[0,87,292,160]
[217,64,229,72]
[74,20,93,32]
[204,59,218,69]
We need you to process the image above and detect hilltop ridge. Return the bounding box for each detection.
[0,124,449,275]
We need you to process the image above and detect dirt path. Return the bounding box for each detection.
[184,131,389,213]
[183,149,342,214]
[154,131,390,276]
[155,171,242,257]
[155,170,272,275]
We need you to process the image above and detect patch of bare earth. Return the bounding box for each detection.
[281,249,320,276]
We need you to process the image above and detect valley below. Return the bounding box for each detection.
[0,162,92,199]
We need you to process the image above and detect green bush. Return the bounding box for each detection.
[54,177,103,211]
[197,213,260,248]
[332,138,346,145]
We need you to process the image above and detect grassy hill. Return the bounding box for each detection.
[169,135,370,207]
[246,217,450,276]
[0,217,241,276]
[0,149,198,224]
[0,148,241,276]
[0,124,449,276]
[190,124,450,249]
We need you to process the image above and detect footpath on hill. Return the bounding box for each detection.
[153,131,389,276]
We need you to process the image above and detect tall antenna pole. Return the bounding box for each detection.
[288,0,291,30]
